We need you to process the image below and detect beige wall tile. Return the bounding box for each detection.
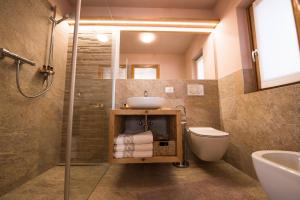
[0,0,68,195]
[219,70,300,177]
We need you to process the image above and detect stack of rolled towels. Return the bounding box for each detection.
[114,130,153,159]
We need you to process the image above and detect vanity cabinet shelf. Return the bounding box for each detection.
[109,109,182,164]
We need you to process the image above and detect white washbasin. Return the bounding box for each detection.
[127,97,165,109]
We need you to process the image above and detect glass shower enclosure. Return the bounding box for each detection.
[62,23,120,198]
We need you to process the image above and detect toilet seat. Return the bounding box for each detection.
[189,127,229,137]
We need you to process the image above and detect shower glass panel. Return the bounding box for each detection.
[61,26,113,199]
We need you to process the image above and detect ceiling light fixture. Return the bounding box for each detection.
[96,34,109,43]
[67,19,219,33]
[139,32,156,43]
[69,20,219,28]
[77,26,214,33]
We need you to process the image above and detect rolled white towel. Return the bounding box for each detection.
[114,150,153,159]
[114,131,153,145]
[114,143,153,152]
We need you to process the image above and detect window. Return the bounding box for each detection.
[131,64,160,80]
[196,56,204,80]
[119,65,127,79]
[249,0,300,89]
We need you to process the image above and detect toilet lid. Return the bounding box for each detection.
[189,127,229,137]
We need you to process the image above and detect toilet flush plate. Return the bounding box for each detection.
[187,84,204,96]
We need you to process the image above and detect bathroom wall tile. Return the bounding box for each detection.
[218,70,244,99]
[116,79,220,128]
[219,69,300,178]
[0,0,68,196]
[243,68,258,93]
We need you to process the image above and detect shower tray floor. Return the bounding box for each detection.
[0,164,108,200]
[1,157,268,200]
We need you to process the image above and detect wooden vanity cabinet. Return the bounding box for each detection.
[109,109,182,164]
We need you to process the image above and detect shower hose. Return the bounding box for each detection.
[16,59,54,98]
[15,16,56,98]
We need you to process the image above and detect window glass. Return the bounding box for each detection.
[252,0,300,88]
[134,68,157,79]
[196,56,204,80]
[131,65,160,79]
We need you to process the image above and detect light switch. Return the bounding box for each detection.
[165,86,174,93]
[187,84,204,96]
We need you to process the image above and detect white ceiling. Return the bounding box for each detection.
[120,31,207,54]
[69,0,218,9]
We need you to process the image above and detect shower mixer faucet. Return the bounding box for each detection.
[39,65,55,76]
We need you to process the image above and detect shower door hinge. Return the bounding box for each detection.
[251,49,259,63]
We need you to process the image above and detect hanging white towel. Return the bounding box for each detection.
[114,150,153,158]
[114,143,153,152]
[114,131,153,145]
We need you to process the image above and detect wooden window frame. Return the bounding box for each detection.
[247,0,300,90]
[292,0,300,41]
[131,64,160,80]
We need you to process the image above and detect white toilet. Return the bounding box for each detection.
[189,127,229,162]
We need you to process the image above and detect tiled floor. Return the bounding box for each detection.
[0,165,109,200]
[88,158,268,200]
[0,159,268,200]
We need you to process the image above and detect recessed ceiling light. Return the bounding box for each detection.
[96,34,109,43]
[139,32,156,43]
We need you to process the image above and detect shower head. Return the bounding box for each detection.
[49,12,69,25]
[56,14,69,25]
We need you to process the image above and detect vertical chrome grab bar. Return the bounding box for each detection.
[64,0,82,199]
